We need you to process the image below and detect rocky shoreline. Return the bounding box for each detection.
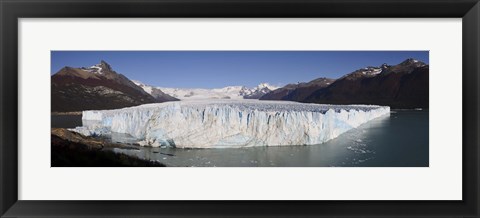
[51,128,165,167]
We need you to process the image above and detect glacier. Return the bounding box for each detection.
[72,100,390,148]
[153,83,279,100]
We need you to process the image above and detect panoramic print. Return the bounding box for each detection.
[51,51,429,167]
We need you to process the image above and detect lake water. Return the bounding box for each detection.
[52,110,429,167]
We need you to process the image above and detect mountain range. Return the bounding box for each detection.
[52,58,428,112]
[260,58,429,109]
[51,61,278,112]
[260,77,335,101]
[140,82,279,100]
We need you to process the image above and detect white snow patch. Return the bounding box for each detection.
[84,65,103,74]
[372,68,382,75]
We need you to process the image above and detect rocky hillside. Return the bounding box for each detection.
[260,78,335,101]
[51,61,177,112]
[133,81,179,102]
[261,58,429,109]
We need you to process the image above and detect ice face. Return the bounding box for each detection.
[73,100,390,148]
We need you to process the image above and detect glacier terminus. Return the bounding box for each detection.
[73,100,390,148]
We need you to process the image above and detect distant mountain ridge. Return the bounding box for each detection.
[51,61,177,112]
[133,81,179,102]
[260,77,335,101]
[135,82,280,100]
[261,58,429,109]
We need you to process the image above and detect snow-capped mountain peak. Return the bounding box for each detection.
[400,58,426,67]
[380,63,391,69]
[87,65,103,74]
[134,81,278,100]
[81,60,113,75]
[343,66,383,80]
[256,83,279,91]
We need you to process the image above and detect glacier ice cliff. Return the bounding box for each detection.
[73,100,390,148]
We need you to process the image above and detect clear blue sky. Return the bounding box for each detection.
[51,51,428,88]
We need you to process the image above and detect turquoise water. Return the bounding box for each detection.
[111,110,428,167]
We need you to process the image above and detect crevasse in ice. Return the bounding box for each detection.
[73,100,390,148]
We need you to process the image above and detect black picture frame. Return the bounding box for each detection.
[1,0,479,217]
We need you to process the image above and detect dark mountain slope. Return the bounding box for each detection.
[51,61,176,112]
[303,59,429,109]
[260,78,335,101]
